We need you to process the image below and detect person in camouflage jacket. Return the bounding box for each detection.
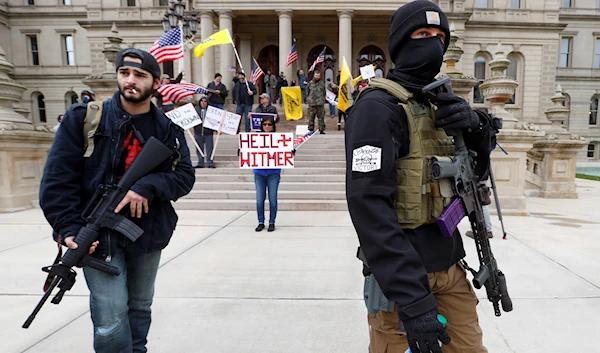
[306,71,327,134]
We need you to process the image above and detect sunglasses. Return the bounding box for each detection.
[262,123,273,126]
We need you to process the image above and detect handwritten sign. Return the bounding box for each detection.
[360,64,376,80]
[238,133,295,169]
[326,90,338,106]
[204,105,242,135]
[249,113,277,131]
[164,103,201,130]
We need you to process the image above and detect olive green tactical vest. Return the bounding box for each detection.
[364,78,455,229]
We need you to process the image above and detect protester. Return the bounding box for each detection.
[207,73,228,109]
[253,115,280,232]
[306,70,326,134]
[232,71,257,132]
[194,96,215,168]
[256,93,278,119]
[297,69,308,103]
[52,114,63,133]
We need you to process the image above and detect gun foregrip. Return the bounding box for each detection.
[60,225,99,268]
[498,271,513,312]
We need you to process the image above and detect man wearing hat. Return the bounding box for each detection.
[207,73,228,109]
[345,1,494,352]
[232,71,257,132]
[39,48,195,353]
[256,93,278,116]
[157,71,183,112]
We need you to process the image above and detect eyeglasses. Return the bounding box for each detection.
[262,123,273,126]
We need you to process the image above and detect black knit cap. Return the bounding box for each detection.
[115,48,161,79]
[388,0,451,61]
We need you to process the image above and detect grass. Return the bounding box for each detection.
[576,173,600,181]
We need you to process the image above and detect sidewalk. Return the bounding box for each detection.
[1,180,599,353]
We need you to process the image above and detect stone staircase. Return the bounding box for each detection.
[176,126,348,211]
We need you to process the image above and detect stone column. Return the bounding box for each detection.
[338,10,353,73]
[218,10,234,90]
[532,85,587,198]
[239,34,252,77]
[277,10,293,82]
[200,11,215,87]
[0,46,54,212]
[482,43,544,215]
[82,23,122,101]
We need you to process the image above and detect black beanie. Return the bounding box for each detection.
[115,48,161,79]
[388,0,450,62]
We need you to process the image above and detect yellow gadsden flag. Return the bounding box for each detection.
[194,29,233,57]
[281,86,303,121]
[338,57,353,113]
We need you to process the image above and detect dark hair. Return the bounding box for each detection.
[260,116,276,132]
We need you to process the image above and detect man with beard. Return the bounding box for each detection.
[39,48,195,353]
[306,70,326,134]
[345,1,493,353]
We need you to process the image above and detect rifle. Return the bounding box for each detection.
[23,136,175,328]
[422,77,513,317]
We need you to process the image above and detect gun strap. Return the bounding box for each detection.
[43,240,62,292]
[460,259,478,278]
[83,101,104,158]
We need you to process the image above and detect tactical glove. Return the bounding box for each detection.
[433,93,480,134]
[401,309,451,353]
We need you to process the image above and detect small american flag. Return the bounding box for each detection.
[285,42,298,67]
[251,57,264,85]
[150,27,184,64]
[293,130,317,150]
[309,47,327,72]
[158,83,211,104]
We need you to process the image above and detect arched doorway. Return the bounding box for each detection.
[306,46,336,82]
[357,45,387,78]
[258,45,279,94]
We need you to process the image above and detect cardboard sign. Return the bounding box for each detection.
[164,103,201,130]
[295,125,309,136]
[360,64,376,80]
[203,105,242,135]
[249,113,277,131]
[238,133,295,169]
[326,90,338,106]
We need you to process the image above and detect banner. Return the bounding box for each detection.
[249,113,277,131]
[239,133,295,169]
[164,103,201,130]
[281,86,303,121]
[203,105,241,135]
[338,57,353,112]
[194,29,233,57]
[326,90,338,106]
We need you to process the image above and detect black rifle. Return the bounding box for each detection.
[23,136,175,328]
[422,78,513,317]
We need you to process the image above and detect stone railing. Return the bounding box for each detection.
[525,150,543,193]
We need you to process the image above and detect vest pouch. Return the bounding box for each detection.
[429,181,445,220]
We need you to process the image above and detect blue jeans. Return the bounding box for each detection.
[329,103,336,116]
[83,245,162,353]
[254,173,280,224]
[236,104,253,132]
[194,133,214,166]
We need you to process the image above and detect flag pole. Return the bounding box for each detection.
[211,109,227,160]
[179,25,185,76]
[226,29,251,92]
[186,129,205,158]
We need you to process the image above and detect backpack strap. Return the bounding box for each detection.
[361,77,413,103]
[83,101,104,158]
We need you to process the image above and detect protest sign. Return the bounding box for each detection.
[326,90,338,106]
[204,105,241,135]
[164,103,201,130]
[295,125,309,136]
[360,64,376,80]
[249,113,277,131]
[238,133,295,169]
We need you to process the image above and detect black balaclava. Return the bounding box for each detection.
[386,0,450,95]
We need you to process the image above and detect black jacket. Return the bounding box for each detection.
[345,88,468,321]
[194,106,214,135]
[232,80,257,105]
[40,91,195,259]
[207,81,228,105]
[255,104,277,115]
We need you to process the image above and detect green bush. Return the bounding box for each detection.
[576,173,600,181]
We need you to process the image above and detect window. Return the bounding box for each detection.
[473,55,487,104]
[27,35,39,66]
[559,37,571,68]
[357,45,386,78]
[163,61,174,79]
[28,0,34,5]
[159,0,169,5]
[62,0,71,4]
[562,93,571,129]
[562,0,572,7]
[510,0,520,8]
[590,96,598,125]
[595,38,600,69]
[588,144,596,158]
[32,93,47,123]
[476,0,489,8]
[127,0,136,6]
[65,91,78,110]
[62,35,75,66]
[506,54,518,104]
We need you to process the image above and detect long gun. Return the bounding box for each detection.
[422,78,513,317]
[23,136,175,328]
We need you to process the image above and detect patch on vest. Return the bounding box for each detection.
[352,145,382,173]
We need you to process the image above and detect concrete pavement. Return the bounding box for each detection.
[2,179,600,353]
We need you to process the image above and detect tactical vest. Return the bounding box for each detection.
[363,78,455,229]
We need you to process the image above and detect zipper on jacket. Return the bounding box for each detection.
[105,231,112,263]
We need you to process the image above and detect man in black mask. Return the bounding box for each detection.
[345,1,491,353]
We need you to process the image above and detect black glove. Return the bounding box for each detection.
[401,309,451,353]
[433,93,480,133]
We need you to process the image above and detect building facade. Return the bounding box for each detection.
[1,0,599,163]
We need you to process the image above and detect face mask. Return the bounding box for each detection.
[392,36,445,84]
[82,95,91,103]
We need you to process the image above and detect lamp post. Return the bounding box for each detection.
[160,1,198,41]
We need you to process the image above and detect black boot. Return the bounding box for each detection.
[255,224,265,232]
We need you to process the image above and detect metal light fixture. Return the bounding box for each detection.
[182,21,191,39]
[173,0,185,18]
[167,9,178,29]
[188,13,198,35]
[161,15,171,32]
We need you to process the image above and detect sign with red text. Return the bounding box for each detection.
[238,133,295,169]
[203,105,242,135]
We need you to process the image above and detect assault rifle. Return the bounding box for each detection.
[23,136,175,328]
[422,77,513,317]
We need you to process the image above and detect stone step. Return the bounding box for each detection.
[187,190,345,200]
[174,199,349,211]
[192,181,344,191]
[194,167,345,175]
[194,174,344,183]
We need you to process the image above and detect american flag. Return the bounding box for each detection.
[158,83,211,104]
[285,42,298,67]
[251,57,264,85]
[309,47,327,72]
[293,130,317,150]
[150,27,184,64]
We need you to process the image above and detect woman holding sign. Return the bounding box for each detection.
[254,116,281,232]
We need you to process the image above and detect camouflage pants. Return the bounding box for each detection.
[307,105,325,132]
